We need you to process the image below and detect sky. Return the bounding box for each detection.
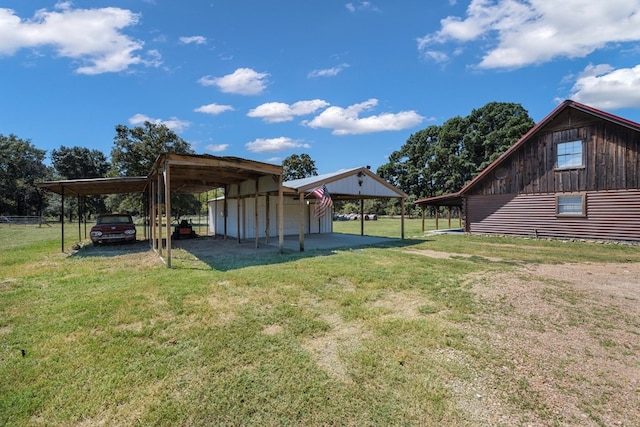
[2,0,640,175]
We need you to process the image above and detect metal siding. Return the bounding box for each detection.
[468,190,640,241]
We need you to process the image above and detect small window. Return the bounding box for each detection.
[557,194,586,216]
[556,140,583,169]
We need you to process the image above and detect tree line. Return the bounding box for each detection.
[0,102,535,220]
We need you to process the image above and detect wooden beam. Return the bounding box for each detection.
[164,161,172,268]
[254,180,259,249]
[299,192,305,252]
[278,175,284,253]
[360,198,364,236]
[401,198,405,240]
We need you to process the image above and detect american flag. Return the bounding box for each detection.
[311,185,333,218]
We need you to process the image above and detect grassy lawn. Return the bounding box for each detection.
[1,222,639,426]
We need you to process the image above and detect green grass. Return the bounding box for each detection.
[1,222,639,425]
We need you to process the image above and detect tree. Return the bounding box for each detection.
[51,146,110,180]
[50,145,111,219]
[377,102,535,198]
[110,122,194,177]
[109,122,196,216]
[377,125,440,199]
[0,134,49,216]
[282,153,317,181]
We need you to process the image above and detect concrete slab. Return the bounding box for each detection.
[271,233,397,251]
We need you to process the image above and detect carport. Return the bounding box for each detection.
[38,153,285,268]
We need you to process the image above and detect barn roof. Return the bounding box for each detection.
[415,99,640,207]
[284,167,407,199]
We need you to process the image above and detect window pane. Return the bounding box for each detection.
[557,140,583,168]
[558,195,584,215]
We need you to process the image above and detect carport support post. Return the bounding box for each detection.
[61,186,65,252]
[164,161,172,268]
[254,179,259,248]
[77,194,81,243]
[278,175,284,253]
[360,198,364,236]
[401,197,405,240]
[299,192,305,252]
[421,206,425,233]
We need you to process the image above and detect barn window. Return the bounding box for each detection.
[556,194,586,216]
[556,140,583,169]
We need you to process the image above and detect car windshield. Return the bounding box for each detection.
[97,215,132,225]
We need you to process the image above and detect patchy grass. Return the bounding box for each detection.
[1,222,639,426]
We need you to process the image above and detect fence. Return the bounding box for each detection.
[0,216,43,225]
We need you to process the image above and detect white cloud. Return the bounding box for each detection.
[245,137,311,153]
[128,113,190,132]
[303,99,424,135]
[566,63,640,109]
[179,36,207,45]
[194,103,234,115]
[0,4,154,74]
[205,143,229,153]
[308,63,350,78]
[247,100,330,123]
[418,0,640,69]
[198,68,269,95]
[345,2,380,13]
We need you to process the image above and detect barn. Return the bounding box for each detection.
[208,166,408,251]
[415,100,640,242]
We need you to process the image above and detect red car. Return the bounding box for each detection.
[90,214,137,244]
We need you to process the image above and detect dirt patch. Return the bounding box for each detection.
[403,248,503,262]
[302,313,369,384]
[456,262,640,426]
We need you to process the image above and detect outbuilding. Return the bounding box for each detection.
[208,166,408,251]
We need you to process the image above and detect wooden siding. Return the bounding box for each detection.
[470,119,640,196]
[467,190,640,241]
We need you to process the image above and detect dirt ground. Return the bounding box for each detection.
[453,261,640,426]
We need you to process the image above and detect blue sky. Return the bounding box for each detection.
[2,0,640,174]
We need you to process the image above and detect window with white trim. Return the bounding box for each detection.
[557,194,585,216]
[556,140,583,169]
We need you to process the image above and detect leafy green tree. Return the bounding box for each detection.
[378,102,535,198]
[378,125,440,199]
[51,146,111,219]
[282,153,317,181]
[51,146,110,180]
[110,122,194,177]
[0,134,49,216]
[109,122,196,216]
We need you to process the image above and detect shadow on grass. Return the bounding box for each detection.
[72,235,428,271]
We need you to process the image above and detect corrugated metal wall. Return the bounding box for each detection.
[468,190,640,241]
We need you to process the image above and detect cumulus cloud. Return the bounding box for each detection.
[128,113,190,132]
[179,35,206,45]
[566,63,640,109]
[418,0,640,69]
[198,68,269,95]
[0,3,155,74]
[308,63,350,78]
[194,103,234,115]
[247,99,330,123]
[303,99,424,135]
[245,137,311,153]
[205,143,229,153]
